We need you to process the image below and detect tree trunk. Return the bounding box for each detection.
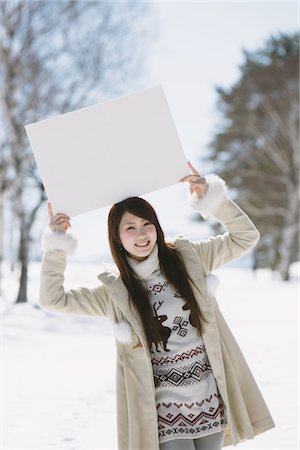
[0,181,4,298]
[278,189,299,281]
[0,192,4,299]
[15,223,29,303]
[15,193,46,304]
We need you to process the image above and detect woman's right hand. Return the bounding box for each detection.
[47,201,71,233]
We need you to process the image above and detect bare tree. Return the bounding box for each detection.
[0,0,152,302]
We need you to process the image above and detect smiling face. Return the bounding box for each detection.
[118,211,157,261]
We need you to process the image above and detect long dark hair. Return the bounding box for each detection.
[108,196,209,352]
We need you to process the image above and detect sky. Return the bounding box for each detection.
[34,1,298,263]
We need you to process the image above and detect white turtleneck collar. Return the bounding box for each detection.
[126,242,160,279]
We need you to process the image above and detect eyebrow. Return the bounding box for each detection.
[123,219,148,226]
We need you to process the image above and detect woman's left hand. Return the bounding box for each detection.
[180,161,209,197]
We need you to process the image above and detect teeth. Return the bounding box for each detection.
[136,241,149,247]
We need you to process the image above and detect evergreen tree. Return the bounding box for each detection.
[204,31,299,281]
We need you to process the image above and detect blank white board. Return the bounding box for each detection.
[25,85,188,217]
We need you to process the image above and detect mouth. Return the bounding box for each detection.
[135,241,150,248]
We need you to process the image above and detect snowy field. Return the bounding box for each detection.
[1,261,298,450]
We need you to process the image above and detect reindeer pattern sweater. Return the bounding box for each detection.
[127,243,227,444]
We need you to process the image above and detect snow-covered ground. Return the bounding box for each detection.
[1,261,298,450]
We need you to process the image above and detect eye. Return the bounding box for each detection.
[125,221,152,230]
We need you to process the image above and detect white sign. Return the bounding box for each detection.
[25,85,188,217]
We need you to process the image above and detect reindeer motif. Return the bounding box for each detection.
[182,301,197,328]
[174,288,197,329]
[151,300,172,352]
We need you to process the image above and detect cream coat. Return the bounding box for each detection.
[39,175,275,449]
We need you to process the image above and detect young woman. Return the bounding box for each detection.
[39,161,275,450]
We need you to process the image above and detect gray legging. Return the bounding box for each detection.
[159,430,224,450]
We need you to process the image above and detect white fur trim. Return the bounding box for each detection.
[111,320,133,344]
[187,173,229,219]
[205,273,220,297]
[41,226,78,256]
[98,262,120,277]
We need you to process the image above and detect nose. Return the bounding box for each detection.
[137,229,148,238]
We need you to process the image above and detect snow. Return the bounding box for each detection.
[1,261,299,450]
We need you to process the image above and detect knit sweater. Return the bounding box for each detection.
[127,243,228,444]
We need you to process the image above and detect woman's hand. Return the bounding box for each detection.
[180,161,209,197]
[48,202,71,233]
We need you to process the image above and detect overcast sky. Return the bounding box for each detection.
[38,1,298,263]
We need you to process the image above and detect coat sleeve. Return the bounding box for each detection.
[38,226,110,317]
[187,174,260,274]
